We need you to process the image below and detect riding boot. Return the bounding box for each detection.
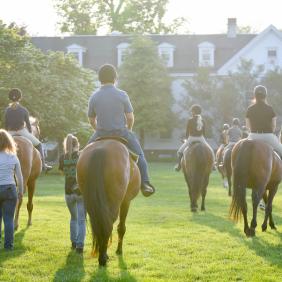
[174,153,183,172]
[35,143,52,172]
[141,181,155,197]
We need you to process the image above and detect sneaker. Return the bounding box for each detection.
[76,247,83,254]
[141,182,155,197]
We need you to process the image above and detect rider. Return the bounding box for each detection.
[175,104,214,171]
[226,118,242,147]
[246,85,282,156]
[87,64,155,197]
[220,123,230,146]
[4,88,52,171]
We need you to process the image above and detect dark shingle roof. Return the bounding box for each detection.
[31,34,256,73]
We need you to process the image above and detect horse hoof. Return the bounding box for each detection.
[270,225,277,230]
[116,249,122,256]
[262,225,267,232]
[14,225,18,231]
[201,207,205,211]
[191,208,197,213]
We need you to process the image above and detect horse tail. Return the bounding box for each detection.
[189,144,207,201]
[83,148,112,252]
[229,141,252,222]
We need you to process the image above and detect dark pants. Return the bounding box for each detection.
[0,185,18,249]
[88,129,149,184]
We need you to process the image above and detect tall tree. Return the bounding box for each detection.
[119,36,173,147]
[54,0,187,34]
[0,21,94,143]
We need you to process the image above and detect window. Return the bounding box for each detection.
[117,43,130,67]
[66,44,86,66]
[267,48,277,66]
[198,42,215,67]
[158,43,175,68]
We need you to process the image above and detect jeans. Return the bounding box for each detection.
[0,185,18,249]
[65,193,86,248]
[88,129,149,183]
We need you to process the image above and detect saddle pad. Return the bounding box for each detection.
[95,136,138,162]
[96,136,128,145]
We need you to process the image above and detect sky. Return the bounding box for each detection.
[0,0,282,36]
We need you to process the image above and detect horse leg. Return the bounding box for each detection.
[91,235,99,257]
[250,190,261,236]
[201,177,209,211]
[27,179,35,226]
[14,186,24,231]
[262,185,278,231]
[116,200,130,255]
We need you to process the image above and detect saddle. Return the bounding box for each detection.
[95,136,139,162]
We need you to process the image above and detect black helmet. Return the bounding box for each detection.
[8,88,22,101]
[232,118,240,126]
[223,123,229,130]
[190,104,202,115]
[254,85,267,100]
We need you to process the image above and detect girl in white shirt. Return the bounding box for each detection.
[0,129,23,250]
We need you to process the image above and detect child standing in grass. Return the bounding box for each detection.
[0,129,23,250]
[59,134,85,254]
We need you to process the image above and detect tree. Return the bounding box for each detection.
[119,36,173,147]
[54,0,187,34]
[0,21,94,143]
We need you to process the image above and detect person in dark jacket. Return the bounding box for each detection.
[175,104,214,171]
[4,88,51,171]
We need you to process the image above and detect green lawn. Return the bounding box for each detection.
[1,162,282,282]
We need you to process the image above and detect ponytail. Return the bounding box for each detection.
[196,115,203,131]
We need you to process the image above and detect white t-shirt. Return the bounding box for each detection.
[0,151,20,185]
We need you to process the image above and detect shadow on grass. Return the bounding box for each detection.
[0,226,28,276]
[90,255,137,282]
[192,211,282,268]
[53,250,85,282]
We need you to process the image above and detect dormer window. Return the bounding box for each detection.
[67,44,86,66]
[117,43,130,67]
[158,43,175,68]
[198,42,215,67]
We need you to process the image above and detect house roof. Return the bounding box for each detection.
[31,33,255,73]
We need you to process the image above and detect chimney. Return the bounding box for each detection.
[227,18,237,38]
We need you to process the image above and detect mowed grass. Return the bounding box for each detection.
[1,163,282,281]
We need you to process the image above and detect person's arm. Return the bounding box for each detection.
[14,159,24,199]
[272,117,277,133]
[245,118,251,131]
[125,112,134,131]
[185,120,190,139]
[24,109,32,133]
[88,116,97,130]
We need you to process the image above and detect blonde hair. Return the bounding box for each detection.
[0,129,17,154]
[63,134,79,158]
[195,115,203,131]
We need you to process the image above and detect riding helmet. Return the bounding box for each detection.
[190,104,202,115]
[254,85,267,99]
[8,88,22,101]
[223,124,230,130]
[232,118,240,126]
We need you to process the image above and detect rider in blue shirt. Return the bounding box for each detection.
[88,64,155,197]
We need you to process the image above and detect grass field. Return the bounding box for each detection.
[1,162,282,282]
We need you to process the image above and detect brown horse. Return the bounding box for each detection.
[215,144,228,188]
[230,139,282,237]
[76,139,140,266]
[14,136,41,230]
[182,142,214,212]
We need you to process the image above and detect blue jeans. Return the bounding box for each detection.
[0,185,18,249]
[65,193,86,248]
[88,129,149,183]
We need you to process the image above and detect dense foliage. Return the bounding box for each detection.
[54,0,187,35]
[119,36,174,146]
[0,21,94,143]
